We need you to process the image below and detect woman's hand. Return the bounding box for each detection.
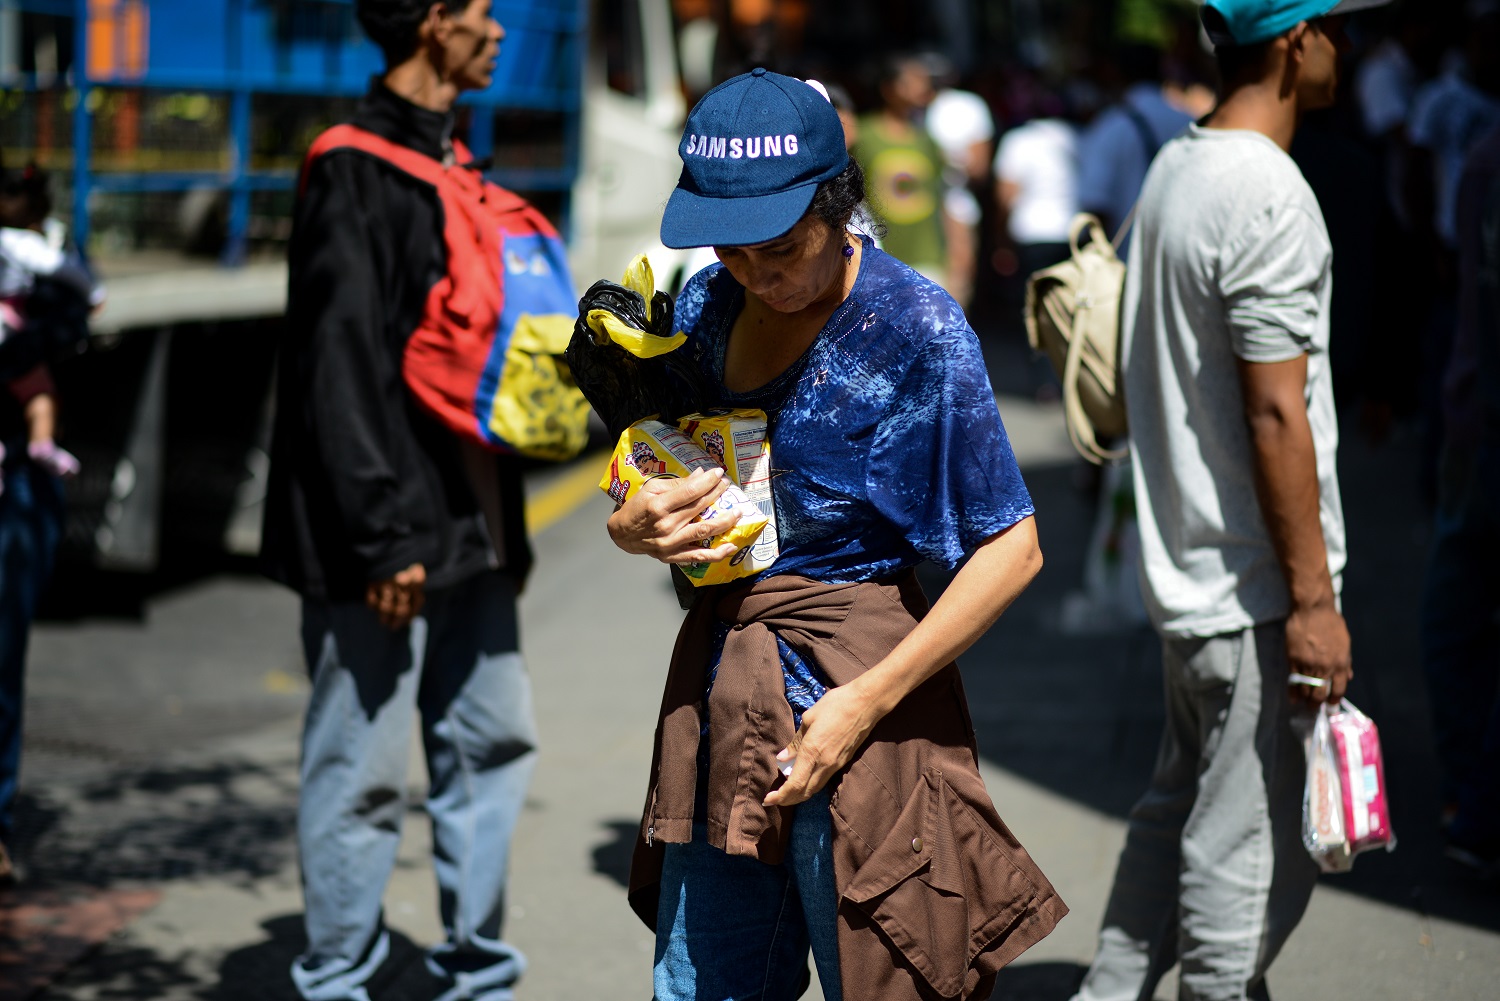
[763,517,1044,809]
[764,680,881,807]
[607,466,743,565]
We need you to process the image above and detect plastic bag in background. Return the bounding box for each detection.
[1298,699,1395,873]
[566,255,709,439]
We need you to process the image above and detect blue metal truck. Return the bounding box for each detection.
[0,0,684,573]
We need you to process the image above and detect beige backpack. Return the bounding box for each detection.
[1023,213,1130,464]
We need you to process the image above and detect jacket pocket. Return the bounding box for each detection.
[836,768,1040,998]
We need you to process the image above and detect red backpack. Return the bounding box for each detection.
[301,124,589,461]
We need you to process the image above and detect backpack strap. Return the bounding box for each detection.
[1108,102,1165,251]
[301,124,459,194]
[1061,304,1129,465]
[1062,214,1129,465]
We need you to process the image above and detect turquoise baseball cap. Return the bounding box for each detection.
[1202,0,1391,46]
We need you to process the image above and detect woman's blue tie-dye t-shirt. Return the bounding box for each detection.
[675,242,1033,586]
[678,242,1034,732]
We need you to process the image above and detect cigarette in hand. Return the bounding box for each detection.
[1288,673,1327,688]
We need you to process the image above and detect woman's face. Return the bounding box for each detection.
[713,215,848,315]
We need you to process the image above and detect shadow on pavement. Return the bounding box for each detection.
[20,942,199,1001]
[924,420,1500,939]
[993,961,1088,1001]
[35,915,441,1001]
[12,757,297,889]
[592,819,639,889]
[210,916,444,1001]
[38,553,266,623]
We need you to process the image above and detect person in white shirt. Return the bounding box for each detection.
[927,86,995,308]
[0,161,96,883]
[1070,2,1388,998]
[994,113,1078,276]
[0,166,95,486]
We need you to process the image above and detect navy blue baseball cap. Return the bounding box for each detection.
[1203,0,1391,46]
[660,68,850,249]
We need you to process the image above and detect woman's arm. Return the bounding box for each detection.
[764,514,1042,807]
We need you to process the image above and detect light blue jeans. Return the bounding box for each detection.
[293,571,538,1001]
[654,788,843,1001]
[1072,622,1318,1001]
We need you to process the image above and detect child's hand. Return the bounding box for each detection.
[28,439,79,478]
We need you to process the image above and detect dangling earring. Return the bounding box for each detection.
[843,244,855,261]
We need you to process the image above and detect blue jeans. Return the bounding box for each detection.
[1421,442,1500,847]
[0,464,62,845]
[654,788,843,1001]
[293,571,538,1001]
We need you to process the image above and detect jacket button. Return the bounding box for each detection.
[911,837,923,853]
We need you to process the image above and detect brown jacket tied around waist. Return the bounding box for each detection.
[628,572,1068,1000]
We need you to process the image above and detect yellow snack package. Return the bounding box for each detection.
[678,410,779,580]
[600,409,778,586]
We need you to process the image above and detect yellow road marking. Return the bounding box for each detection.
[264,668,308,694]
[526,450,610,535]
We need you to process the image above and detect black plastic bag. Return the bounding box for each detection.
[566,277,708,439]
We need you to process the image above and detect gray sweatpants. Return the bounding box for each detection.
[1072,622,1319,1001]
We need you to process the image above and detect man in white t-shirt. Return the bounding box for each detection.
[1070,2,1386,999]
[994,115,1078,273]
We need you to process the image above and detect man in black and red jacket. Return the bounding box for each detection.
[260,4,537,999]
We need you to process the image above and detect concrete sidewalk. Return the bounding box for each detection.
[5,395,1498,1000]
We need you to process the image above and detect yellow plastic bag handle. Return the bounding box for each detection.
[586,310,687,358]
[586,254,688,358]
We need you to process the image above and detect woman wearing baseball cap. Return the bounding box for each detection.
[607,69,1064,1001]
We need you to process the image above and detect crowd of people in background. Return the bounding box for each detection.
[758,0,1500,883]
[0,1,1496,1000]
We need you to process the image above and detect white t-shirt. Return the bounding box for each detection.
[0,226,69,300]
[1122,126,1345,639]
[994,118,1078,246]
[927,88,995,170]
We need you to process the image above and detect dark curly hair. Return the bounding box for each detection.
[356,0,474,65]
[807,158,868,235]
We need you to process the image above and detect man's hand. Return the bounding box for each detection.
[1286,601,1352,704]
[606,467,742,565]
[366,563,427,630]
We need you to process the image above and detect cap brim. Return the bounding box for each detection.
[659,182,818,250]
[1326,0,1395,15]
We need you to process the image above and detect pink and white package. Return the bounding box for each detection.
[1326,701,1394,855]
[1300,699,1395,873]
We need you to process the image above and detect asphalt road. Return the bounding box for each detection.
[8,385,1499,1001]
